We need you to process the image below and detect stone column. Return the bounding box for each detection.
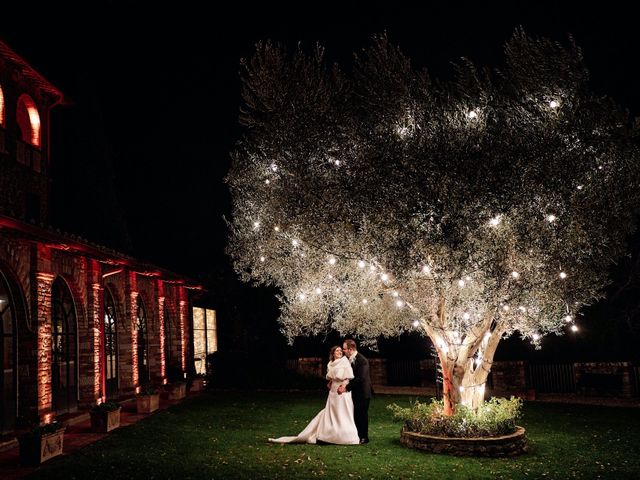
[119,271,137,394]
[179,286,188,374]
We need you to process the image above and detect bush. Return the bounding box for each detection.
[388,397,522,438]
[91,401,121,412]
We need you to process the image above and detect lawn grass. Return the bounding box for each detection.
[27,391,640,479]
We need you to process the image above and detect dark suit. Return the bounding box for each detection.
[346,352,373,442]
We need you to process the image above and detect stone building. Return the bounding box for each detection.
[0,39,209,435]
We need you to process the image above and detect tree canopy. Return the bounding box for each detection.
[227,31,640,357]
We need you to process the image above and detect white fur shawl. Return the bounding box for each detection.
[326,356,354,382]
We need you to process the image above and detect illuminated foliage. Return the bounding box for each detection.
[227,31,640,412]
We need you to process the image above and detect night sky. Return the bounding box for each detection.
[2,3,639,359]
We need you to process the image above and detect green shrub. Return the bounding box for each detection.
[91,401,121,412]
[388,396,522,437]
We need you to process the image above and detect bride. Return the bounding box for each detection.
[269,346,359,445]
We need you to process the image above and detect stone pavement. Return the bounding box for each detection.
[0,390,203,480]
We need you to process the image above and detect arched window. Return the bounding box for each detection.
[0,85,5,127]
[16,94,41,147]
[52,278,78,414]
[136,297,149,384]
[104,289,119,397]
[0,270,17,433]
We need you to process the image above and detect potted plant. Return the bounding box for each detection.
[189,373,206,392]
[90,401,122,433]
[18,421,65,466]
[163,380,187,401]
[136,385,160,414]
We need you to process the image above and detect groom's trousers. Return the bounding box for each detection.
[353,396,370,441]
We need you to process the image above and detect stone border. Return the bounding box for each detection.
[400,426,527,457]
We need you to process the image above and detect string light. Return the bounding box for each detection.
[357,260,366,269]
[315,287,322,294]
[511,271,520,279]
[412,319,420,327]
[362,299,368,304]
[396,300,404,308]
[421,265,430,273]
[532,333,540,341]
[265,179,270,185]
[549,100,559,109]
[547,214,557,222]
[381,273,389,282]
[564,315,572,322]
[467,110,478,119]
[328,257,337,265]
[559,272,567,279]
[571,325,579,332]
[489,215,501,226]
[458,279,465,288]
[292,239,299,247]
[274,226,280,232]
[260,256,265,262]
[577,185,583,190]
[253,221,260,229]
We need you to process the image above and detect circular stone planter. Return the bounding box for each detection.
[400,426,527,457]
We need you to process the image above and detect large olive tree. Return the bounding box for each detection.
[227,31,640,414]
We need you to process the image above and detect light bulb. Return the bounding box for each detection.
[489,216,501,226]
[253,221,260,229]
[532,333,540,341]
[467,110,478,119]
[392,291,399,297]
[329,257,337,265]
[571,325,579,332]
[463,312,470,320]
[298,293,306,301]
[511,271,520,279]
[362,299,368,305]
[396,300,404,308]
[381,273,389,282]
[315,288,322,294]
[559,272,567,279]
[292,239,299,247]
[421,265,430,274]
[547,214,557,223]
[357,260,366,269]
[502,305,510,312]
[565,315,572,322]
[274,226,280,232]
[549,100,559,109]
[458,279,465,288]
[265,179,270,185]
[260,256,265,262]
[412,320,420,327]
[270,163,278,172]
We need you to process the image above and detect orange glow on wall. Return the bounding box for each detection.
[0,85,4,126]
[36,272,55,416]
[158,295,166,380]
[179,294,187,372]
[92,283,102,400]
[130,291,139,387]
[17,94,41,147]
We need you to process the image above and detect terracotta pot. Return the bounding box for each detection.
[18,426,65,466]
[90,407,121,433]
[136,393,160,413]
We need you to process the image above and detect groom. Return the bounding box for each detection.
[337,339,372,444]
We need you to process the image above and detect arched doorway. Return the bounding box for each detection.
[104,289,119,397]
[51,278,78,414]
[136,297,149,385]
[0,270,17,433]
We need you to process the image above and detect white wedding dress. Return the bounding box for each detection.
[269,356,360,445]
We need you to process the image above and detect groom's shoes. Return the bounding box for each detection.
[359,438,369,444]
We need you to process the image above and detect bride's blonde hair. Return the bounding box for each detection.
[329,345,342,362]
